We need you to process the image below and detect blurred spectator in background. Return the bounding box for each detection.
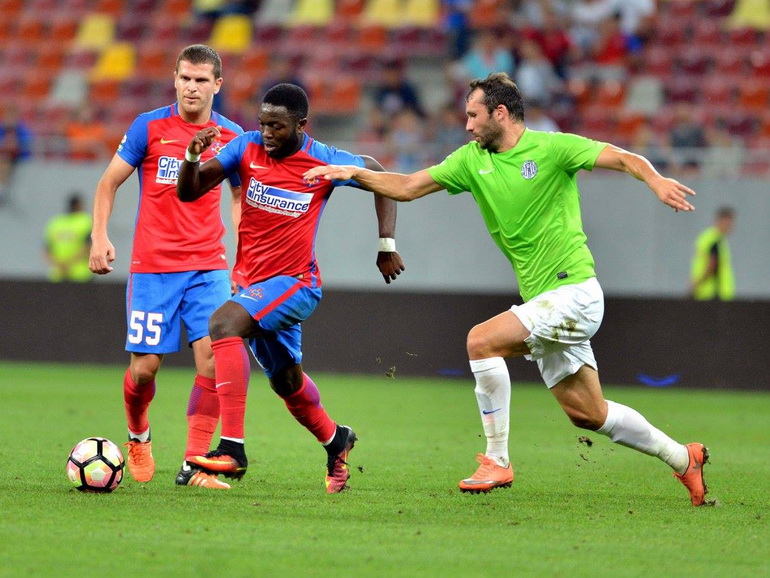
[258,57,306,101]
[690,206,736,300]
[429,101,469,162]
[65,103,108,162]
[569,0,616,61]
[630,117,670,171]
[515,39,563,106]
[614,0,655,49]
[701,124,745,180]
[193,0,260,21]
[453,29,515,85]
[522,3,575,80]
[668,103,709,174]
[373,60,425,120]
[442,0,473,59]
[44,193,93,283]
[525,99,560,132]
[386,108,426,173]
[0,104,33,206]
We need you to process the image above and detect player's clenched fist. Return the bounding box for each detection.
[188,125,222,155]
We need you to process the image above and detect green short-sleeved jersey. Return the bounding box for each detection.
[427,129,607,302]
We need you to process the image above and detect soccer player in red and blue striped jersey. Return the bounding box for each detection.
[177,83,405,492]
[90,45,243,489]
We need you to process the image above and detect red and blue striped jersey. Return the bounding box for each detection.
[215,132,364,287]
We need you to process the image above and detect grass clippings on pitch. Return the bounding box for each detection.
[0,362,767,577]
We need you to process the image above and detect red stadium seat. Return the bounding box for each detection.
[642,46,674,77]
[49,14,79,41]
[714,47,747,75]
[676,47,712,75]
[653,19,688,47]
[748,48,770,77]
[691,19,723,47]
[701,77,734,107]
[726,27,759,47]
[664,76,699,104]
[595,79,625,108]
[737,78,769,112]
[704,0,736,17]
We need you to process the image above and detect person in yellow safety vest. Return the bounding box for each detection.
[44,194,93,282]
[690,206,735,300]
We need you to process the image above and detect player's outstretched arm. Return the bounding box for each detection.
[177,126,228,202]
[362,155,406,284]
[594,144,696,212]
[303,165,443,201]
[90,154,134,275]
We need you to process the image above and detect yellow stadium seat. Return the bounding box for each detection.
[89,42,136,81]
[209,14,252,54]
[73,13,115,51]
[362,0,404,28]
[402,0,439,27]
[288,0,334,26]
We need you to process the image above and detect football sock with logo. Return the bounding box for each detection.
[212,336,250,443]
[598,400,690,474]
[123,368,155,439]
[281,373,336,443]
[184,374,220,459]
[470,357,511,467]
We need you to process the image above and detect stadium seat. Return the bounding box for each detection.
[94,0,124,16]
[87,79,122,107]
[156,0,191,18]
[719,110,757,138]
[21,69,52,100]
[49,69,88,106]
[363,0,404,28]
[704,0,737,17]
[73,13,116,51]
[624,76,663,115]
[239,46,270,76]
[595,79,625,108]
[16,14,46,42]
[36,43,66,74]
[288,0,334,26]
[663,0,699,18]
[402,0,439,27]
[725,26,759,47]
[135,40,176,81]
[737,78,769,111]
[748,48,770,77]
[651,18,688,47]
[676,47,712,75]
[468,0,506,29]
[226,70,261,109]
[701,76,734,107]
[209,14,252,54]
[116,12,146,42]
[49,14,79,41]
[337,0,365,23]
[691,19,723,47]
[664,76,699,104]
[578,105,617,141]
[714,47,747,75]
[255,0,293,27]
[90,42,136,81]
[642,46,674,77]
[357,23,389,54]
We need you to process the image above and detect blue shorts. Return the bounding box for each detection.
[231,275,322,377]
[126,270,231,354]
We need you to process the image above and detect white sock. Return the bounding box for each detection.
[470,357,511,467]
[128,428,150,443]
[598,400,689,473]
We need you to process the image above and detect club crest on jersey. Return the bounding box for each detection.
[156,156,182,184]
[246,177,312,218]
[521,160,538,180]
[210,140,225,155]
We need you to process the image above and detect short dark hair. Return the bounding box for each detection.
[716,206,735,219]
[176,44,222,79]
[263,83,309,120]
[467,72,524,122]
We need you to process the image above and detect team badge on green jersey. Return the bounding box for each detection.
[521,160,538,179]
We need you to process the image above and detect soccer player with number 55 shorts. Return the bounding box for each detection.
[304,72,711,506]
[177,83,405,493]
[89,45,243,490]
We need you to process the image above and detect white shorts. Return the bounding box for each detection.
[510,277,604,389]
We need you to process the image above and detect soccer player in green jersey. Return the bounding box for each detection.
[304,72,711,506]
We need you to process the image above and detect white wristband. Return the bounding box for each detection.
[378,237,396,252]
[185,149,201,163]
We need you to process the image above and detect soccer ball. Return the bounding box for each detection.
[66,437,125,493]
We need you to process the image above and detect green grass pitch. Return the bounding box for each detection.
[0,361,768,576]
